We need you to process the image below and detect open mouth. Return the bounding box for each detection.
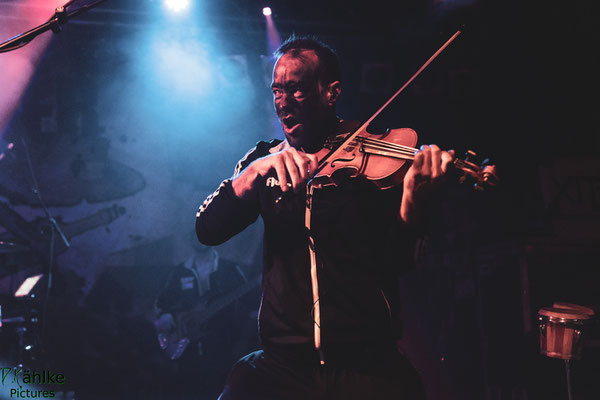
[282,116,299,130]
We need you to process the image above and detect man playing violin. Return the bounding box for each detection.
[196,36,462,400]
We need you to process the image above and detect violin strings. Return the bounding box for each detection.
[354,137,416,159]
[326,136,415,157]
[327,135,480,176]
[358,137,417,153]
[360,143,415,160]
[358,137,477,170]
[356,138,480,177]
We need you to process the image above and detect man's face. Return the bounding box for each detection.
[271,50,331,149]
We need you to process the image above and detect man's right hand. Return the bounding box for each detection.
[232,145,319,201]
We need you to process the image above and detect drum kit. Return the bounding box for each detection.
[538,302,596,400]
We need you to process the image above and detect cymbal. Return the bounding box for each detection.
[0,240,29,253]
[0,136,145,206]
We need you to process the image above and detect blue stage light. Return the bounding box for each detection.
[165,0,190,13]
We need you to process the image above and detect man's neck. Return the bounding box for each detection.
[302,114,340,153]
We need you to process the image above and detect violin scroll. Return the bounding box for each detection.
[454,150,498,190]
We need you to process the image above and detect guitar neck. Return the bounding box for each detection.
[61,204,125,239]
[183,275,261,328]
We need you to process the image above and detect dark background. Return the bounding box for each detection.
[1,0,599,399]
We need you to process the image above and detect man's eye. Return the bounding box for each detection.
[272,89,282,98]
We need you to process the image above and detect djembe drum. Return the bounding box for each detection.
[538,303,595,400]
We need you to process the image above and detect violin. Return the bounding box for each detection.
[310,120,496,191]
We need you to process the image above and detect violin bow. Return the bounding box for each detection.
[312,30,462,179]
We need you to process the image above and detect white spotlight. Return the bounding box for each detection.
[262,7,272,16]
[165,0,190,13]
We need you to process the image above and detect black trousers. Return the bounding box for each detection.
[218,343,426,400]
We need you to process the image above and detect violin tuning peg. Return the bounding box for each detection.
[464,150,477,161]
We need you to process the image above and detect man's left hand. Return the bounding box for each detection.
[400,144,454,224]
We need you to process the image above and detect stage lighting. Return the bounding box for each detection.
[262,7,272,16]
[165,0,190,13]
[0,139,13,161]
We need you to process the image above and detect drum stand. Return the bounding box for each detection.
[564,359,573,400]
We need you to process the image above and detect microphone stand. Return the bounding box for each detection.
[0,0,108,53]
[21,135,70,365]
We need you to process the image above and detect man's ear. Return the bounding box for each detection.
[327,81,341,106]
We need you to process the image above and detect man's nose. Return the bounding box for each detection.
[278,91,296,109]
